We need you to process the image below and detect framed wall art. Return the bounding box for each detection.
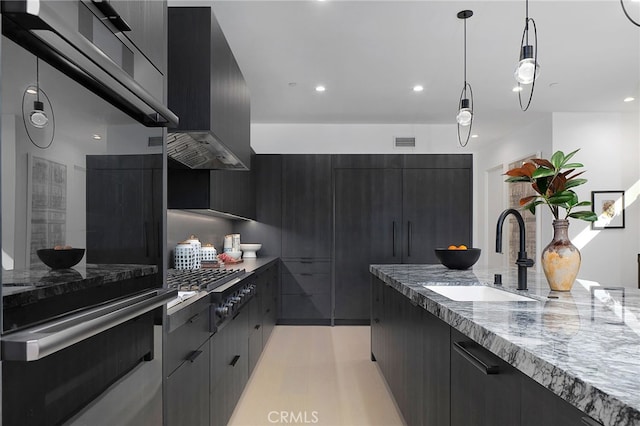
[591,190,625,230]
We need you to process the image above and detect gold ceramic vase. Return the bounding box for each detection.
[541,219,581,291]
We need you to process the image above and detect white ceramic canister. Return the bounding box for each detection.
[186,235,202,269]
[174,241,195,270]
[201,243,217,261]
[232,234,241,251]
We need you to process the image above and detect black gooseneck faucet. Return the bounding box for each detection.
[496,209,535,290]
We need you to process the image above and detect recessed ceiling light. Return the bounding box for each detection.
[413,85,424,92]
[26,86,38,95]
[512,86,523,92]
[471,134,479,138]
[315,85,326,92]
[624,97,635,102]
[92,134,102,140]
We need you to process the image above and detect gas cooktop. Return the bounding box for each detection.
[166,268,246,292]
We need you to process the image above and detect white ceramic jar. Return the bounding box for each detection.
[186,235,202,269]
[201,243,217,261]
[174,241,195,269]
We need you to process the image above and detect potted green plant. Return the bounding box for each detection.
[504,149,596,291]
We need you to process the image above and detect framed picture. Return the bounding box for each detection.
[591,190,625,230]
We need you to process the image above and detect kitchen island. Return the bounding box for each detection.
[370,264,640,426]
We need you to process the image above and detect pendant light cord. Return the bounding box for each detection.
[463,18,467,92]
[36,57,41,102]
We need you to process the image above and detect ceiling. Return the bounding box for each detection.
[173,0,640,145]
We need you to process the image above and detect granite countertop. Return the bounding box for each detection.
[370,264,640,426]
[2,264,158,308]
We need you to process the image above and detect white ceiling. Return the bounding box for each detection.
[175,0,640,144]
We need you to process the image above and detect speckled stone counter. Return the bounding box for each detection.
[370,264,640,426]
[2,264,158,308]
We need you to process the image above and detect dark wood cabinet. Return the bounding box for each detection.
[166,341,210,426]
[86,155,162,270]
[259,262,278,343]
[280,260,331,324]
[450,328,521,426]
[334,169,402,323]
[167,158,256,219]
[168,7,251,169]
[335,156,472,322]
[281,155,333,258]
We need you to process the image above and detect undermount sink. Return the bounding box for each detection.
[423,285,537,302]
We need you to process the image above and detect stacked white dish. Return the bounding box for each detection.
[239,243,262,258]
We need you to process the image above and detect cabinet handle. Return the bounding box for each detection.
[453,341,500,375]
[230,355,240,367]
[581,417,603,426]
[407,221,412,257]
[303,293,313,298]
[392,221,397,257]
[265,308,271,314]
[254,324,261,330]
[300,261,313,264]
[373,318,380,323]
[91,0,132,32]
[232,311,241,320]
[185,350,203,363]
[187,313,201,324]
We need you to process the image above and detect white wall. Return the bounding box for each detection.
[473,116,553,270]
[551,112,640,287]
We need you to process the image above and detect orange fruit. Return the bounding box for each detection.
[458,245,468,250]
[448,245,458,250]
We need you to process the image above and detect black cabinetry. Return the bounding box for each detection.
[280,155,332,323]
[450,329,521,426]
[335,155,472,323]
[372,276,604,426]
[168,159,255,219]
[86,155,162,269]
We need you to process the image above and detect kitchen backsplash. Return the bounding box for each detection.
[167,210,234,268]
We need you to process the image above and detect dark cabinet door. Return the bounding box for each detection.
[422,310,451,426]
[86,155,162,267]
[166,342,209,426]
[334,168,402,322]
[402,168,472,263]
[450,329,521,426]
[370,277,384,363]
[521,376,604,426]
[281,155,332,258]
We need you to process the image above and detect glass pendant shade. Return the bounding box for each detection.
[456,98,472,126]
[30,100,49,128]
[514,45,540,84]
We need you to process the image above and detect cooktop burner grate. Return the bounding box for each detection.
[166,268,245,292]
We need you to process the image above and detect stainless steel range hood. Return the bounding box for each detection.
[167,7,250,170]
[1,0,179,127]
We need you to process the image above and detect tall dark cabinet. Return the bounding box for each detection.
[334,155,472,323]
[279,155,333,324]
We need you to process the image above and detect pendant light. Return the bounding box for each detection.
[620,0,640,27]
[515,0,540,111]
[29,58,49,129]
[456,10,474,147]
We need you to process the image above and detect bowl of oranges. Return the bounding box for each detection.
[434,245,481,270]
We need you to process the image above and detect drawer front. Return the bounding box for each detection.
[165,305,211,376]
[282,260,330,275]
[281,273,330,295]
[280,294,331,319]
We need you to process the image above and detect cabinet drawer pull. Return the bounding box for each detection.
[300,273,313,276]
[453,341,500,375]
[254,324,261,330]
[392,221,397,257]
[300,261,313,264]
[303,293,313,298]
[232,311,241,320]
[230,355,240,367]
[265,308,271,314]
[407,221,412,257]
[185,350,203,363]
[373,318,380,323]
[581,417,603,426]
[187,313,201,324]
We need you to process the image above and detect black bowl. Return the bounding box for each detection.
[36,248,85,269]
[434,248,481,270]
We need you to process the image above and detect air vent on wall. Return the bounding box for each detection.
[394,137,416,148]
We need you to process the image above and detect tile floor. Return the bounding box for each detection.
[228,326,405,426]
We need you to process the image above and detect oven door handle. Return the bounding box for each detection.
[1,289,177,362]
